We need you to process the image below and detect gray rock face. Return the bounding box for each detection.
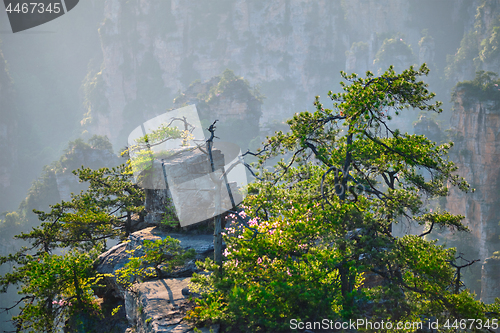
[141,146,242,228]
[90,0,470,146]
[95,242,130,299]
[447,90,500,301]
[95,227,216,299]
[481,255,500,304]
[141,147,224,226]
[125,278,219,333]
[413,115,442,143]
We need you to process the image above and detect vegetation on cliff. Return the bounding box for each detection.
[446,0,500,82]
[452,70,500,103]
[374,35,416,72]
[0,145,144,331]
[173,69,263,150]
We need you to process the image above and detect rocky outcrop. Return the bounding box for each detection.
[171,70,262,150]
[95,226,219,332]
[96,227,216,299]
[446,0,500,83]
[413,115,442,143]
[447,87,500,302]
[85,0,347,145]
[124,278,219,333]
[144,189,171,226]
[138,144,241,227]
[481,252,500,304]
[418,35,435,68]
[140,147,225,225]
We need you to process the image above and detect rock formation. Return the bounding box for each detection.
[413,114,442,144]
[96,227,215,299]
[447,84,500,302]
[171,69,262,150]
[83,0,470,147]
[95,227,219,332]
[446,0,500,83]
[137,144,242,227]
[94,141,238,332]
[481,252,500,304]
[124,277,219,333]
[0,44,19,213]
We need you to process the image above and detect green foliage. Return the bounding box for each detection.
[190,200,365,331]
[19,163,145,252]
[0,156,146,331]
[133,124,183,148]
[82,64,109,124]
[203,69,264,105]
[445,31,479,80]
[446,2,500,80]
[479,25,500,62]
[0,211,23,240]
[159,198,181,231]
[475,2,500,65]
[187,64,499,332]
[374,37,415,71]
[126,120,195,184]
[88,135,114,154]
[453,70,500,103]
[115,238,195,289]
[0,248,103,332]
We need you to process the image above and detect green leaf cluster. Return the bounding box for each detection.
[115,238,195,289]
[0,248,103,332]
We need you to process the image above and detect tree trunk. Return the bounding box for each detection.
[214,181,223,273]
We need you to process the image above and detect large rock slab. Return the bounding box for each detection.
[127,227,216,260]
[125,278,218,333]
[96,227,217,299]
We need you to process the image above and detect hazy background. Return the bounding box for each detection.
[1,0,500,329]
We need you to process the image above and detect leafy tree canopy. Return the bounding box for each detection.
[0,160,144,331]
[189,64,500,332]
[453,70,500,102]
